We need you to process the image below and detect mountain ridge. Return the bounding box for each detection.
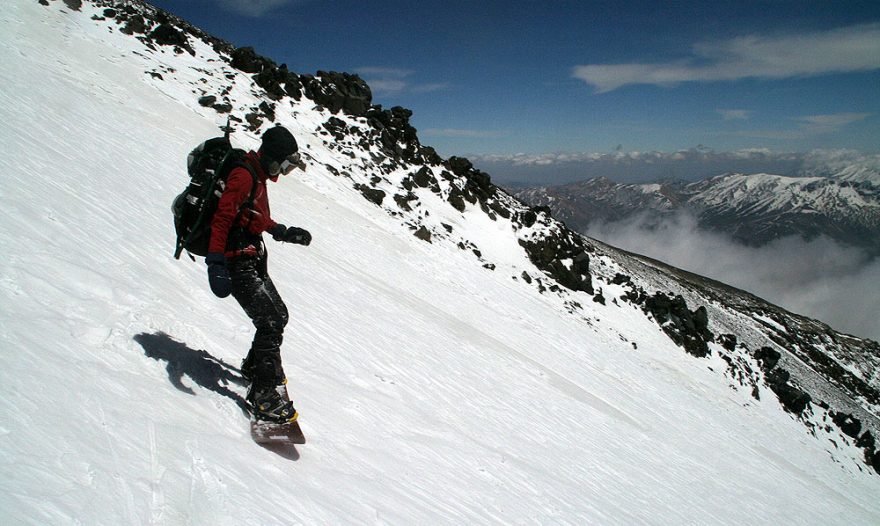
[515,172,880,255]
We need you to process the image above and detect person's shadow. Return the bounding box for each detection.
[134,331,249,411]
[134,332,301,460]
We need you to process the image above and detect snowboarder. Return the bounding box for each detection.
[205,125,310,424]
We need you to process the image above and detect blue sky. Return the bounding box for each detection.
[150,0,879,179]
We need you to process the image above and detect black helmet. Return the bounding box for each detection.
[260,126,297,161]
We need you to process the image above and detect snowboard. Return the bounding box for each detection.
[249,384,305,444]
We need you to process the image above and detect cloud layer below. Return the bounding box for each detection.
[586,212,880,342]
[573,23,880,92]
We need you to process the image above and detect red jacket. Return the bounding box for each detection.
[208,151,279,256]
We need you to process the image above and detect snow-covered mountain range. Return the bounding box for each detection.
[2,1,880,523]
[515,173,880,255]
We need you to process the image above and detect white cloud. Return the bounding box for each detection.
[355,67,450,95]
[573,23,880,92]
[797,112,871,129]
[730,112,872,140]
[411,83,451,93]
[717,109,752,120]
[586,212,880,342]
[366,79,409,93]
[215,0,297,17]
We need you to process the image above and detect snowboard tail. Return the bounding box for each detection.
[250,417,305,444]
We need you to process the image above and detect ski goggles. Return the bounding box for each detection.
[267,152,302,176]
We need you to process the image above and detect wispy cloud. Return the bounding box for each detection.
[797,112,871,130]
[730,112,871,140]
[717,109,752,121]
[411,83,452,93]
[356,67,413,78]
[573,23,880,93]
[355,67,450,95]
[214,0,298,17]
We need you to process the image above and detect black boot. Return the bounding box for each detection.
[246,352,295,422]
[247,380,297,423]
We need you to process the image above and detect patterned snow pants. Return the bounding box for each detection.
[228,252,289,388]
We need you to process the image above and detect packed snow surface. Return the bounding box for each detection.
[1,1,879,524]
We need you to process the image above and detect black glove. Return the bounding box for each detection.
[267,223,287,240]
[205,252,231,298]
[269,224,312,246]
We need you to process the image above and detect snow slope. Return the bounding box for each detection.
[1,1,879,524]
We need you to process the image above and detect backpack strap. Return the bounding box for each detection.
[224,160,260,249]
[228,160,259,216]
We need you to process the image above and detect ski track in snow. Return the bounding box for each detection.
[1,1,879,524]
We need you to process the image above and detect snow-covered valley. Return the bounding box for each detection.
[1,1,879,524]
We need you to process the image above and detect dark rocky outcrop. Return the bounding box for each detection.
[412,167,435,188]
[148,22,191,53]
[366,105,423,162]
[520,210,538,228]
[519,232,593,294]
[228,48,301,100]
[355,184,386,206]
[643,292,713,358]
[487,198,510,219]
[303,71,372,116]
[447,190,466,212]
[750,346,812,415]
[518,206,553,229]
[831,411,863,439]
[765,368,812,414]
[323,117,348,140]
[754,347,781,370]
[120,14,147,35]
[446,156,496,202]
[413,226,432,243]
[258,101,276,122]
[854,431,880,473]
[717,333,738,352]
[230,46,269,74]
[393,192,417,212]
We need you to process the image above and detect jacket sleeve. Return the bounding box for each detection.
[208,167,254,254]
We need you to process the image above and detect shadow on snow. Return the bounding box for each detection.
[134,331,249,413]
[134,331,301,460]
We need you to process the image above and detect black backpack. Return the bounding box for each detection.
[172,134,257,260]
